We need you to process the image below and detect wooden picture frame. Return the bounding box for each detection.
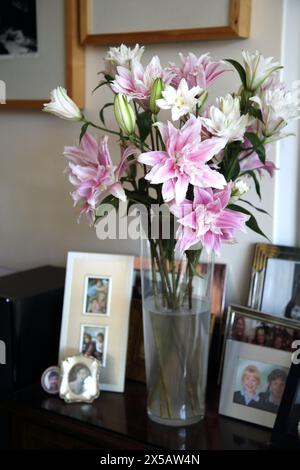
[2,0,84,110]
[248,243,300,319]
[79,0,251,45]
[126,258,227,383]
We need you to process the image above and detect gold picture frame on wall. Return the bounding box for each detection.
[1,0,84,110]
[248,243,300,320]
[79,0,251,45]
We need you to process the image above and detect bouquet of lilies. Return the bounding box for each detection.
[44,45,300,308]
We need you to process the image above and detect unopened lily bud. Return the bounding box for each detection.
[114,93,136,135]
[150,78,164,114]
[43,87,83,121]
[198,90,208,111]
[230,180,250,203]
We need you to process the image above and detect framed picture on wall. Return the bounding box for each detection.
[0,0,84,109]
[79,0,251,45]
[59,252,134,392]
[248,244,300,320]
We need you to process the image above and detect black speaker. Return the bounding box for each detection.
[0,265,65,393]
[0,265,65,448]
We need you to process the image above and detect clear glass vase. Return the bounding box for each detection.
[140,225,214,426]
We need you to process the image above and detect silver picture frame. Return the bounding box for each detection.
[248,243,300,318]
[59,354,101,403]
[219,304,300,384]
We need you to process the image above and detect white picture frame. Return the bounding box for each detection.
[219,340,291,428]
[59,252,134,392]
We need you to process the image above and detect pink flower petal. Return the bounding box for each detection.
[138,151,167,166]
[191,166,226,189]
[175,226,199,254]
[169,199,193,219]
[162,179,175,202]
[109,182,126,201]
[193,187,213,205]
[174,173,189,204]
[145,159,174,184]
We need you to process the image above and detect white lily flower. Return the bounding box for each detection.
[250,79,300,137]
[104,44,144,76]
[43,87,83,121]
[242,50,282,91]
[201,94,250,143]
[156,79,201,121]
[230,180,250,203]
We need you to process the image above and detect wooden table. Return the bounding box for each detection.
[6,380,272,450]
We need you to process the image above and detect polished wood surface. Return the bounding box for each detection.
[7,379,271,450]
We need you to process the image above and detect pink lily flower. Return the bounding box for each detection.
[168,53,226,90]
[64,132,136,224]
[138,115,227,204]
[111,56,173,109]
[169,185,249,254]
[239,139,276,177]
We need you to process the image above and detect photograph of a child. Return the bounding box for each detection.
[233,359,288,413]
[84,276,111,315]
[68,364,91,396]
[80,325,108,367]
[41,366,60,395]
[230,314,300,352]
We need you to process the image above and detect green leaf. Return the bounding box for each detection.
[247,170,262,200]
[245,132,266,164]
[228,204,270,241]
[92,80,110,93]
[125,189,156,206]
[221,141,242,181]
[229,159,241,181]
[248,107,264,122]
[225,59,247,88]
[79,122,90,142]
[136,111,153,141]
[127,160,137,179]
[239,198,270,215]
[138,177,148,192]
[99,102,114,126]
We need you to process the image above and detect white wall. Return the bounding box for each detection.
[0,0,294,305]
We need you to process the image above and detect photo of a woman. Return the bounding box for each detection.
[259,369,287,413]
[233,365,261,407]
